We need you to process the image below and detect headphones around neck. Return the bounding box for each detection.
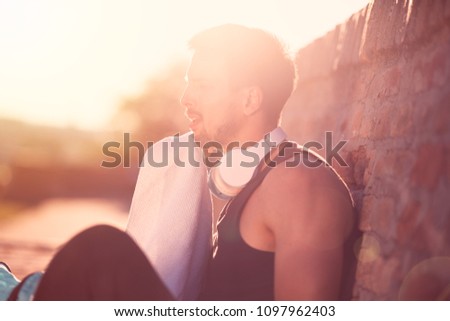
[207,127,287,200]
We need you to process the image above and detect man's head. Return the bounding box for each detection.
[180,24,295,147]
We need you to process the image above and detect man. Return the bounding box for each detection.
[180,24,359,300]
[3,24,358,301]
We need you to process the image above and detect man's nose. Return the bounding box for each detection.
[180,85,193,108]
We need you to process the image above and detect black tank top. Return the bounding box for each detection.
[198,142,360,300]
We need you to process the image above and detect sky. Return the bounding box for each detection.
[0,0,370,130]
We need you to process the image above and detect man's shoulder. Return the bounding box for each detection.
[258,145,355,219]
[256,145,356,249]
[263,147,343,194]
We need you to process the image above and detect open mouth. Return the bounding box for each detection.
[185,111,203,129]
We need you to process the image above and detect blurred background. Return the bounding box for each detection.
[0,0,369,278]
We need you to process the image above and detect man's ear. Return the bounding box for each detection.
[243,86,263,116]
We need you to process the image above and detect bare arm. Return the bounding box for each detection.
[261,164,355,300]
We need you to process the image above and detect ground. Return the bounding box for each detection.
[0,198,128,280]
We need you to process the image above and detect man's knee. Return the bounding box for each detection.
[65,225,129,252]
[77,224,124,239]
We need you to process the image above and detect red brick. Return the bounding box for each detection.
[368,66,402,99]
[397,200,422,245]
[394,0,410,46]
[363,166,372,187]
[359,195,375,231]
[376,1,405,52]
[346,145,369,188]
[358,110,375,139]
[350,69,372,101]
[334,10,367,69]
[354,238,382,292]
[369,197,396,238]
[357,254,400,298]
[354,260,374,294]
[427,0,446,31]
[404,208,447,254]
[429,49,448,88]
[372,108,392,140]
[353,6,370,65]
[369,178,400,200]
[405,0,429,44]
[376,257,401,297]
[446,0,450,18]
[384,66,402,96]
[422,209,448,254]
[361,149,376,187]
[358,234,382,264]
[372,2,394,52]
[443,213,450,254]
[433,93,450,135]
[372,149,413,179]
[358,2,376,62]
[413,64,427,93]
[446,149,450,183]
[413,47,449,93]
[410,143,445,191]
[390,102,414,137]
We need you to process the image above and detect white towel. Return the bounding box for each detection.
[126,132,212,300]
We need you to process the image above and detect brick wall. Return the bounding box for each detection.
[282,0,450,300]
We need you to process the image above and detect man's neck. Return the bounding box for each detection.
[222,123,279,152]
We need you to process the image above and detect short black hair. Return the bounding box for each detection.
[188,24,296,118]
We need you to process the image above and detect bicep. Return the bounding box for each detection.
[274,241,344,300]
[272,200,350,300]
[264,166,354,300]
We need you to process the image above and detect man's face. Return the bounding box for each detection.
[180,52,245,147]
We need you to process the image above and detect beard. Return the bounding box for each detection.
[192,100,243,149]
[204,116,244,152]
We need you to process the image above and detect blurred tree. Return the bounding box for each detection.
[111,61,189,144]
